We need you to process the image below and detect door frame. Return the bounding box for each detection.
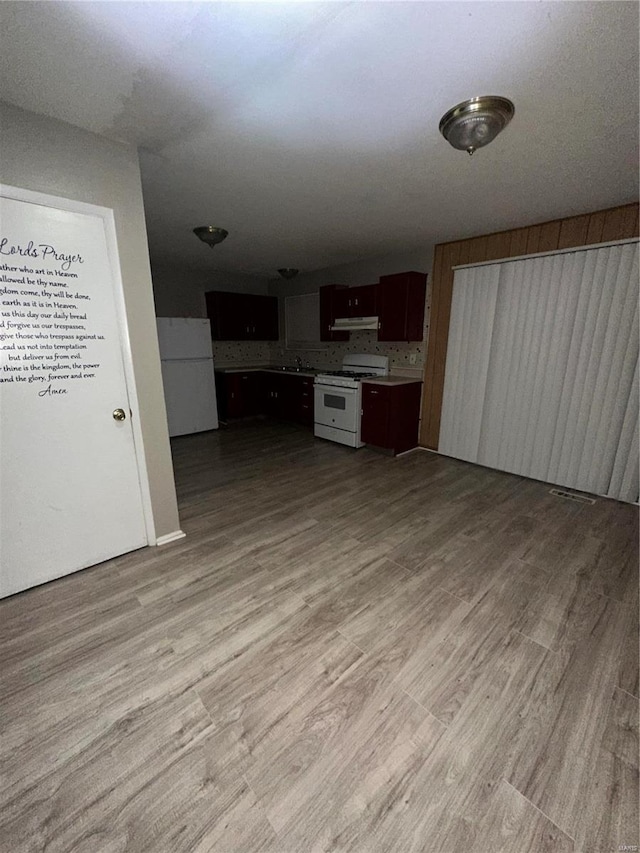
[1,182,157,547]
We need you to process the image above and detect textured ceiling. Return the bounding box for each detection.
[1,1,638,278]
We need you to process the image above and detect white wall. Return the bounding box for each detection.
[152,265,269,317]
[0,100,180,538]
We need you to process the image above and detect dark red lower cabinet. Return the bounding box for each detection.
[361,382,422,454]
[217,371,314,427]
[215,371,261,420]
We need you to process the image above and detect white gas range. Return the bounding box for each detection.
[314,354,389,447]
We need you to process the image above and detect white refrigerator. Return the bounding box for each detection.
[156,317,219,437]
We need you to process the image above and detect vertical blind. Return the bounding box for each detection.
[439,241,639,503]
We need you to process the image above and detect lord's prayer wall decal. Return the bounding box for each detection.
[0,197,114,398]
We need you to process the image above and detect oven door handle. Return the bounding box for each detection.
[315,384,359,394]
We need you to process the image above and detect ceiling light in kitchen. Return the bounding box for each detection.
[193,226,229,248]
[439,96,514,155]
[277,268,299,279]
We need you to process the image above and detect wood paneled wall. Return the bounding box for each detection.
[420,203,640,449]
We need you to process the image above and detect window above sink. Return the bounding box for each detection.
[285,293,327,351]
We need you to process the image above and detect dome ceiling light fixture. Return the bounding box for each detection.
[439,96,515,155]
[193,226,229,248]
[277,268,299,280]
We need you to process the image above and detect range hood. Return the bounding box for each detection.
[330,315,379,331]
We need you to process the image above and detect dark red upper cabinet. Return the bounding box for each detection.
[333,284,377,318]
[319,285,349,341]
[332,287,350,319]
[251,294,279,340]
[205,291,244,340]
[205,291,279,340]
[350,284,377,317]
[377,271,427,341]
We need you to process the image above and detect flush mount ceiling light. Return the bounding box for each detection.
[277,268,299,279]
[193,226,229,248]
[439,96,514,155]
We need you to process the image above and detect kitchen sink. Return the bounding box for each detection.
[271,365,317,373]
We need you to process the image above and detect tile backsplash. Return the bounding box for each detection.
[269,332,426,370]
[213,332,426,371]
[211,340,272,367]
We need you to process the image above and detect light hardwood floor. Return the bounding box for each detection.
[1,421,638,853]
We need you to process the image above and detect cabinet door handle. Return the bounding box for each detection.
[355,298,359,306]
[369,390,379,395]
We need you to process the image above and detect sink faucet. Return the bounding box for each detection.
[295,356,302,369]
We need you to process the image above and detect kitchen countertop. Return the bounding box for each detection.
[215,367,423,385]
[215,365,318,378]
[264,368,317,378]
[214,365,268,372]
[361,376,423,386]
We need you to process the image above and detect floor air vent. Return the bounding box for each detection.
[549,488,596,505]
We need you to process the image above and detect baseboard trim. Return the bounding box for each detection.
[155,530,186,547]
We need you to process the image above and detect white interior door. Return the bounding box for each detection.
[0,187,150,598]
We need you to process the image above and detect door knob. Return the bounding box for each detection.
[112,408,126,421]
